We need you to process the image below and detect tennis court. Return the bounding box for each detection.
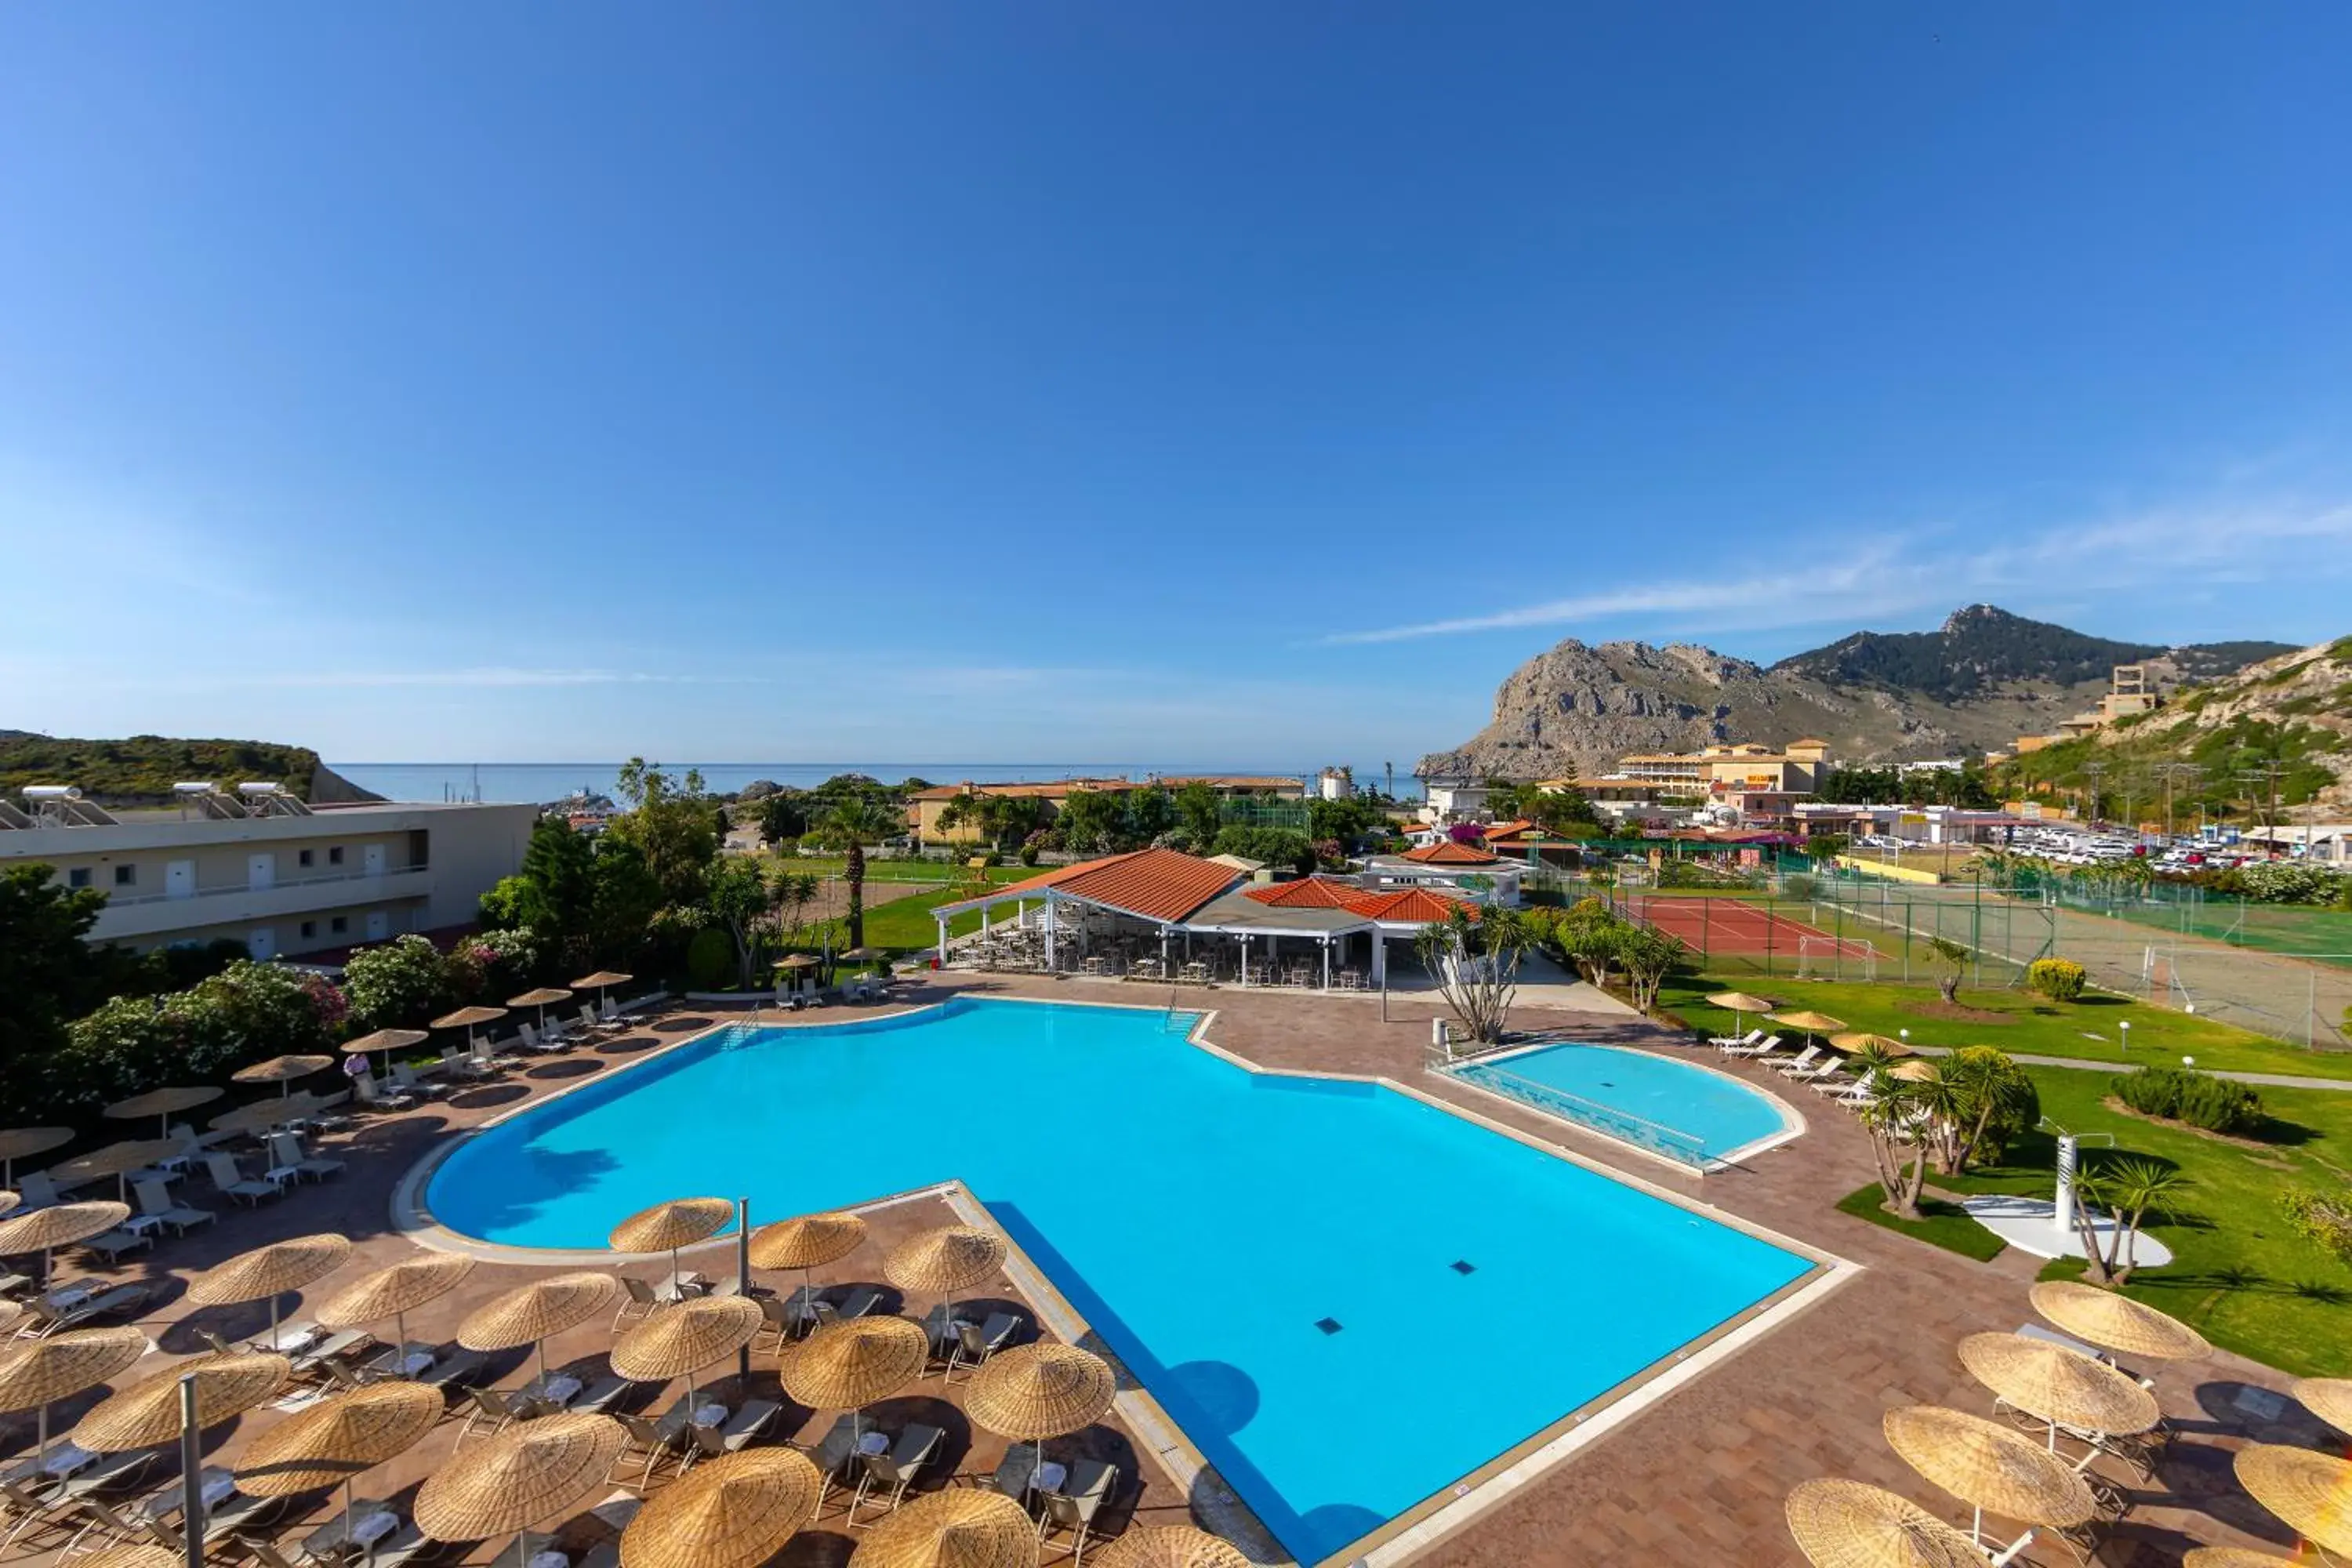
[1618,893,1881,964]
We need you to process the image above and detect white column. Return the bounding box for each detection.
[935,913,948,966]
[1321,937,1330,990]
[1043,895,1058,971]
[2053,1135,2078,1239]
[1372,930,1388,984]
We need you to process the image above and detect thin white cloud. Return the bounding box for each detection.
[1318,500,2352,646]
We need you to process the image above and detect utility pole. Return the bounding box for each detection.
[2082,761,2107,826]
[2153,763,2201,840]
[1385,761,1395,802]
[2238,761,2288,851]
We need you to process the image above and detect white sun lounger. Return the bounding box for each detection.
[1769,1044,1821,1076]
[1723,1033,1783,1058]
[1710,1028,1764,1051]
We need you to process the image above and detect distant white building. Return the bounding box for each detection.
[1417,775,1492,823]
[0,786,537,959]
[1316,766,1355,801]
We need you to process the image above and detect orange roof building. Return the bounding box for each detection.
[1400,839,1500,866]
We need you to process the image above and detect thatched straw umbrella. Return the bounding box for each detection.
[2182,1549,2306,1567]
[506,989,574,1035]
[103,1086,223,1140]
[779,1316,927,1450]
[748,1212,866,1331]
[234,1054,336,1099]
[2028,1281,2211,1361]
[2293,1377,2352,1439]
[77,1545,179,1568]
[1830,1032,1913,1059]
[457,1272,622,1389]
[46,1141,180,1204]
[1091,1526,1249,1568]
[570,973,633,1014]
[0,1127,73,1188]
[73,1352,290,1453]
[610,1198,735,1292]
[186,1234,354,1351]
[1955,1332,2158,1450]
[963,1343,1116,1494]
[884,1225,1006,1345]
[413,1412,628,1567]
[344,1029,430,1082]
[609,1295,762,1410]
[0,1201,132,1282]
[0,1192,17,1220]
[1708,992,1777,1041]
[210,1094,326,1137]
[1882,1406,2095,1547]
[619,1447,821,1568]
[430,1006,509,1061]
[1784,1477,1985,1568]
[234,1380,444,1534]
[0,1325,147,1468]
[847,1486,1035,1568]
[1767,1011,1847,1051]
[2234,1443,2352,1559]
[318,1254,476,1369]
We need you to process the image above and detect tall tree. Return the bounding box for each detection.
[1174,782,1221,851]
[706,858,780,989]
[815,799,888,948]
[1414,905,1532,1045]
[609,759,720,906]
[0,864,109,1083]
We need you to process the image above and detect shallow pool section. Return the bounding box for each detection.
[1451,1041,1797,1167]
[426,999,1813,1563]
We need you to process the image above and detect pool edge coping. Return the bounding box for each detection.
[1439,1036,1811,1171]
[387,988,1860,1568]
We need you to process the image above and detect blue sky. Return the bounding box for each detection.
[3,4,2348,768]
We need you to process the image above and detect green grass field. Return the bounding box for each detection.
[1835,1183,2008,1261]
[1933,1069,2352,1377]
[1659,974,2352,1081]
[804,883,1011,953]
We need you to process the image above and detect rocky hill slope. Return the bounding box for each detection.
[1417,606,2297,780]
[0,733,382,805]
[1997,636,2352,822]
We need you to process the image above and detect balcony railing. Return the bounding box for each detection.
[103,864,430,908]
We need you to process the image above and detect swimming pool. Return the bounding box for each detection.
[1449,1041,1799,1168]
[424,998,1816,1563]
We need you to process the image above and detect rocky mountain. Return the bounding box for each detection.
[1999,636,2352,821]
[1417,606,2299,781]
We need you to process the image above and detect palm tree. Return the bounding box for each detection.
[1855,1068,1932,1221]
[2080,1158,2188,1284]
[816,800,888,950]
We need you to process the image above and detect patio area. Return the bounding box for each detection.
[2,975,2336,1567]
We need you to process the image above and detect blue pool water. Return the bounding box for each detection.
[1456,1042,1796,1164]
[427,999,1812,1563]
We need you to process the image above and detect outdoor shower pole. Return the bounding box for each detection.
[736,1196,753,1380]
[180,1374,204,1568]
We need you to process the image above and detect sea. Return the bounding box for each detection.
[329,761,1422,805]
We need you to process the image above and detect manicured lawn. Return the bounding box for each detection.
[1658,971,2352,1374]
[1934,1069,2352,1377]
[1658,974,2352,1082]
[1835,1183,2008,1261]
[810,884,1003,953]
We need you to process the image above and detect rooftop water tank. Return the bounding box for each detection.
[21,785,82,800]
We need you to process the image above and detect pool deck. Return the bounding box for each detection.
[12,975,2333,1567]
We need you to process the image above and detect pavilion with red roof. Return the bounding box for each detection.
[928,851,1485,988]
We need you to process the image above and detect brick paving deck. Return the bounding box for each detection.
[6,976,2335,1567]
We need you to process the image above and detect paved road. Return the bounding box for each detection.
[1906,1041,2352,1091]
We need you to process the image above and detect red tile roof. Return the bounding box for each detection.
[1401,839,1500,866]
[1347,887,1476,923]
[985,848,1240,924]
[1241,877,1363,909]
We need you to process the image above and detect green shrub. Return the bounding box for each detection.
[2111,1065,2263,1135]
[2027,957,2087,1001]
[685,927,735,990]
[2282,1190,2352,1264]
[1781,873,1818,902]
